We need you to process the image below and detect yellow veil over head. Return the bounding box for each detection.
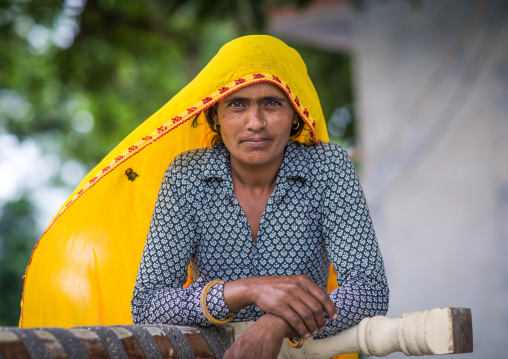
[21,35,332,327]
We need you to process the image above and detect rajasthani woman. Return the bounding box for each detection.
[131,35,389,358]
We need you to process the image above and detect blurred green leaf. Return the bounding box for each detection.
[0,0,354,326]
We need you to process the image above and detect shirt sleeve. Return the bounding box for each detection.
[316,145,389,339]
[131,162,233,325]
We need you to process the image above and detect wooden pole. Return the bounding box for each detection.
[0,307,472,358]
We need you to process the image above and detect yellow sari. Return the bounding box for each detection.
[21,33,357,359]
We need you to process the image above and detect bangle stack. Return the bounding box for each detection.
[200,279,234,325]
[287,336,305,349]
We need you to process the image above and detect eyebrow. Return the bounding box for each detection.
[224,95,287,103]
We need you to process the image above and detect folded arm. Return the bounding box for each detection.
[317,145,389,339]
[131,164,233,326]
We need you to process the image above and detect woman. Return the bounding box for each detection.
[132,36,389,358]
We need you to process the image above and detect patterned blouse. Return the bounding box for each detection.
[131,140,389,339]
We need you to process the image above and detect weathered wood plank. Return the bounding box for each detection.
[0,308,472,358]
[451,308,473,354]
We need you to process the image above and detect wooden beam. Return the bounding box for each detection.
[0,308,472,358]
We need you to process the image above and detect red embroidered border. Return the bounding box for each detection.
[39,74,317,234]
[45,73,318,232]
[20,74,320,326]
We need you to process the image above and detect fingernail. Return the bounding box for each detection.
[332,314,338,320]
[305,333,311,339]
[312,330,318,335]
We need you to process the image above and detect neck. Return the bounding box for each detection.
[230,155,284,190]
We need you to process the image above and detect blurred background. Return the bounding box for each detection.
[0,0,506,358]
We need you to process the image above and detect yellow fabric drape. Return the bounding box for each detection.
[21,35,329,327]
[21,33,357,359]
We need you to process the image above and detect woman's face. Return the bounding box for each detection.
[213,82,298,169]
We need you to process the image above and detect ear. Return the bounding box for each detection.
[212,105,219,125]
[291,111,299,125]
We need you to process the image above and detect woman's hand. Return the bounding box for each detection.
[223,275,338,339]
[224,313,293,359]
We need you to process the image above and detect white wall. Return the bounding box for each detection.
[353,0,508,357]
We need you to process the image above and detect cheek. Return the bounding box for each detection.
[219,119,242,141]
[273,113,294,133]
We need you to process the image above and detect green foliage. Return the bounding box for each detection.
[292,44,355,144]
[1,0,243,166]
[0,0,353,326]
[0,196,37,326]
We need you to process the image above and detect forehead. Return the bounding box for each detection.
[222,81,288,101]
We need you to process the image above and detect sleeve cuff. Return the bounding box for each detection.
[205,281,234,320]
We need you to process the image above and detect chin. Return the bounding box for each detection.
[243,156,270,165]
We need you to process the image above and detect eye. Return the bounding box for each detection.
[266,100,282,107]
[227,101,244,108]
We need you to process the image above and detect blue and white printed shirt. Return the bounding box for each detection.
[131,140,389,339]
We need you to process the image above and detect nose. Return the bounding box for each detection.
[246,106,266,131]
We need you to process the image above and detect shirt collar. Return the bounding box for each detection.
[200,140,311,182]
[201,143,231,181]
[278,140,311,182]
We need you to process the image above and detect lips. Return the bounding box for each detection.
[240,137,272,148]
[242,138,267,142]
[241,137,271,144]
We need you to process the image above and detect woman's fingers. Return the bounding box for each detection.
[287,298,321,337]
[302,276,338,320]
[279,302,313,338]
[258,275,336,337]
[291,275,337,322]
[294,291,328,333]
[224,275,338,337]
[224,314,290,359]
